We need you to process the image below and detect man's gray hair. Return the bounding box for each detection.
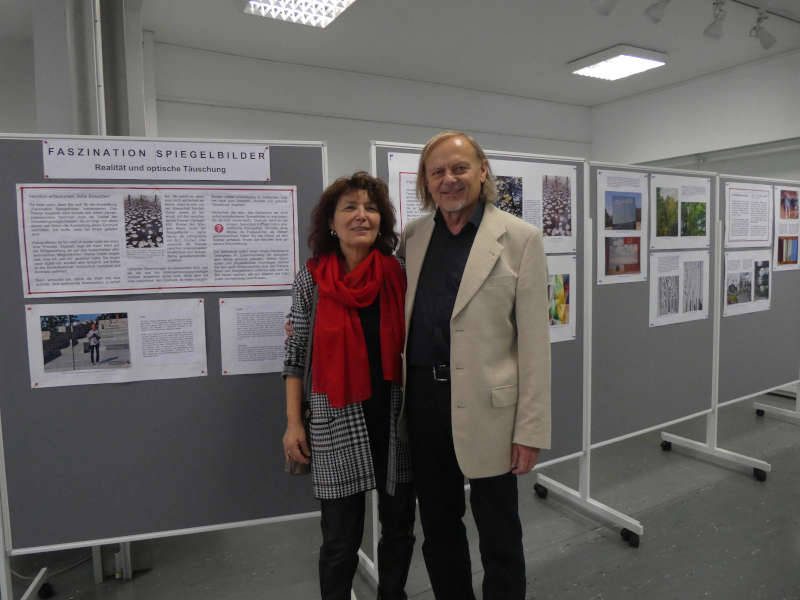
[415,131,497,212]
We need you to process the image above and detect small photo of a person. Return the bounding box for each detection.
[282,171,415,600]
[87,322,101,365]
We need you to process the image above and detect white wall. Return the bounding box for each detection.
[0,39,36,133]
[153,43,592,180]
[591,49,800,165]
[648,147,800,183]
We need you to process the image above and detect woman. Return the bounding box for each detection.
[282,172,415,600]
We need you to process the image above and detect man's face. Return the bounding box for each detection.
[424,136,488,215]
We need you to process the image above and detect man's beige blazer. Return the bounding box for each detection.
[399,202,552,479]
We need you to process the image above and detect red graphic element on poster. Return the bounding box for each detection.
[605,237,641,276]
[214,224,224,233]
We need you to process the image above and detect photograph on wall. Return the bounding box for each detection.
[26,298,207,388]
[491,158,578,253]
[541,175,572,237]
[546,254,577,343]
[597,169,648,284]
[605,237,641,275]
[773,186,800,271]
[650,174,711,250]
[40,313,130,373]
[387,150,426,229]
[495,175,523,218]
[777,236,798,266]
[648,251,709,327]
[723,249,772,316]
[656,187,679,237]
[724,182,772,248]
[125,194,164,249]
[780,189,799,219]
[17,184,299,298]
[604,191,642,231]
[220,296,293,375]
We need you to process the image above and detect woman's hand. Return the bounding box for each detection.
[283,422,311,464]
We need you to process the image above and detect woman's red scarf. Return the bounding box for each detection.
[307,249,405,408]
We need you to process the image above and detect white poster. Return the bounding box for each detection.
[650,174,711,250]
[387,151,426,230]
[597,169,648,284]
[546,254,577,343]
[725,183,773,248]
[723,249,772,316]
[490,159,578,254]
[219,296,292,375]
[772,185,800,272]
[26,298,207,389]
[648,251,710,327]
[386,151,578,253]
[42,138,271,181]
[17,184,299,297]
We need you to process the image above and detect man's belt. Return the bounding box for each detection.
[432,364,450,382]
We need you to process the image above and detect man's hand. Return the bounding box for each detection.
[511,443,540,475]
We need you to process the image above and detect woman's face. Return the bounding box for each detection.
[329,189,381,252]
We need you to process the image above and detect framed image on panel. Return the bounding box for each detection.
[491,159,578,254]
[773,185,800,271]
[597,169,648,284]
[546,254,577,343]
[724,182,773,248]
[723,249,772,317]
[17,183,299,297]
[387,151,425,230]
[649,251,710,327]
[26,298,207,388]
[219,296,292,375]
[650,174,710,250]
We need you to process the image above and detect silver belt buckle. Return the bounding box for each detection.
[432,364,449,382]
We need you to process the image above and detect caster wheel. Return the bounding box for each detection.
[753,468,767,482]
[620,528,640,548]
[38,582,55,599]
[756,409,765,417]
[533,483,548,499]
[660,440,672,452]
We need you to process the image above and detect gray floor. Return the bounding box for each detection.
[11,394,800,600]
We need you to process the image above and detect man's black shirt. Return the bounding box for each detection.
[406,201,485,366]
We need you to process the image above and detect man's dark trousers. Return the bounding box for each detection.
[406,366,525,600]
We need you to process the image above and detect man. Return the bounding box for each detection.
[398,130,551,600]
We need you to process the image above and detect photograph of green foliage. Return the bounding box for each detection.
[656,187,679,237]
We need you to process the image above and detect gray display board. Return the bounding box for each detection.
[718,176,800,404]
[373,143,584,462]
[0,135,325,551]
[590,165,716,446]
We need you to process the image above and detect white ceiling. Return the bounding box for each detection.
[2,0,799,107]
[138,0,800,107]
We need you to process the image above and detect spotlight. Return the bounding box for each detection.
[703,0,727,40]
[590,0,619,16]
[644,0,671,24]
[749,9,777,50]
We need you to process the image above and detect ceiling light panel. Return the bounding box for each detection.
[243,0,358,28]
[569,45,667,81]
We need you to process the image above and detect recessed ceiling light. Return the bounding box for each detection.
[568,45,667,81]
[241,0,358,28]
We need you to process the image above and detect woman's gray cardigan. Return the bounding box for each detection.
[282,264,412,500]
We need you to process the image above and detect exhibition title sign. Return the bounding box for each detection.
[42,139,271,181]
